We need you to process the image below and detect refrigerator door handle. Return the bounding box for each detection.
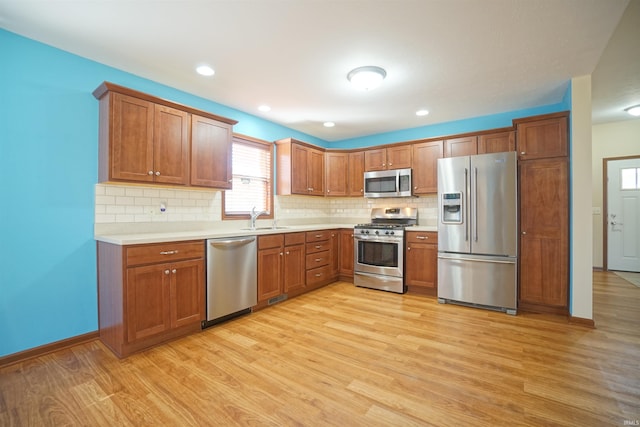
[438,255,516,264]
[474,167,478,242]
[464,168,469,242]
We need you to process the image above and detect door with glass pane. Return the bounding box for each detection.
[607,157,640,272]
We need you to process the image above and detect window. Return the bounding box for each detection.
[223,135,273,219]
[621,167,640,190]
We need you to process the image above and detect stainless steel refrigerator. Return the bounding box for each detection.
[437,151,518,314]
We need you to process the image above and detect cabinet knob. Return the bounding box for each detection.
[280,252,284,256]
[164,269,170,275]
[407,247,411,251]
[520,151,526,155]
[286,251,290,255]
[148,171,154,175]
[155,171,160,176]
[388,162,392,166]
[228,179,232,183]
[414,186,418,190]
[360,189,363,193]
[522,231,527,235]
[172,269,177,274]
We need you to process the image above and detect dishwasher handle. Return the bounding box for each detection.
[208,237,256,248]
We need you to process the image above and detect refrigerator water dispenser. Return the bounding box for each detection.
[442,192,462,223]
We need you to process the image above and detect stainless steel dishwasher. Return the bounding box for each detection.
[204,236,257,328]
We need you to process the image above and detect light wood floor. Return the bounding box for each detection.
[1,271,639,426]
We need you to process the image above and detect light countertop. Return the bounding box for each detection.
[95,223,438,245]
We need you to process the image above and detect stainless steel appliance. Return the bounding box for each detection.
[364,168,412,198]
[204,236,257,328]
[437,151,518,314]
[354,207,418,293]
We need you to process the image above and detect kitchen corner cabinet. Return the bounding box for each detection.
[405,231,438,296]
[325,152,348,196]
[478,131,515,154]
[515,112,569,314]
[411,140,443,195]
[348,151,365,196]
[339,228,354,279]
[97,240,205,358]
[276,139,325,196]
[364,145,412,171]
[257,233,306,305]
[444,136,477,158]
[93,82,236,189]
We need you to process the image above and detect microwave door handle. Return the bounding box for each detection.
[396,171,400,195]
[474,167,478,242]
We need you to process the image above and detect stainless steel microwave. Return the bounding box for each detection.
[363,168,412,198]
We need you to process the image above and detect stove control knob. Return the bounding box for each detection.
[384,230,390,235]
[375,230,379,235]
[389,231,395,235]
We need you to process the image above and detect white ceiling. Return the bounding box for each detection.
[0,0,636,141]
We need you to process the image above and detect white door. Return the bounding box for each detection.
[607,158,640,272]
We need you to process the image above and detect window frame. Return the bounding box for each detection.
[222,133,274,220]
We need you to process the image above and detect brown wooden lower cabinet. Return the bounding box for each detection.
[97,240,205,358]
[256,233,306,308]
[339,228,354,279]
[405,231,438,296]
[305,230,336,289]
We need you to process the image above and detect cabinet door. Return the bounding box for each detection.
[412,140,443,194]
[283,244,306,293]
[387,145,412,169]
[307,147,325,195]
[330,230,340,279]
[478,131,515,154]
[126,264,171,342]
[153,104,189,185]
[325,152,348,196]
[190,115,233,188]
[364,148,386,171]
[291,144,309,194]
[111,93,155,182]
[516,117,568,160]
[348,151,365,196]
[406,235,438,295]
[258,246,283,301]
[444,136,477,157]
[170,259,204,328]
[519,159,569,309]
[339,229,354,277]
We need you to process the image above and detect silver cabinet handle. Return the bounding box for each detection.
[160,250,179,255]
[315,245,321,249]
[315,273,322,277]
[474,167,478,242]
[520,151,526,155]
[315,258,321,262]
[416,235,428,240]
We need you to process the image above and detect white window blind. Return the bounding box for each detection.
[224,138,272,215]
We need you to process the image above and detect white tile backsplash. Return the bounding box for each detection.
[95,184,438,226]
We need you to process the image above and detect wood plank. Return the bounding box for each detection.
[0,272,638,425]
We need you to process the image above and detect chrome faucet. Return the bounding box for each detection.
[250,206,268,230]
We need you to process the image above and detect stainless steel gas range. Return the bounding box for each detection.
[353,207,418,293]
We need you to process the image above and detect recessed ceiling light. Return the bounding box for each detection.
[258,105,271,112]
[196,65,215,76]
[625,104,640,116]
[416,109,430,116]
[347,66,386,91]
[323,122,335,128]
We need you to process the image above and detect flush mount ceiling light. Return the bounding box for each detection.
[416,109,430,116]
[258,105,271,112]
[323,121,335,128]
[196,65,215,76]
[625,104,640,116]
[347,66,387,91]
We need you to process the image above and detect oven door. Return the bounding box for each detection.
[354,235,403,278]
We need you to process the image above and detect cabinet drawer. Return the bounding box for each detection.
[285,232,306,246]
[258,234,284,249]
[306,230,331,243]
[306,250,330,269]
[306,265,331,286]
[406,232,438,244]
[126,240,204,266]
[306,241,331,254]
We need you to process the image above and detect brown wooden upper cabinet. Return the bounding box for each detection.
[514,115,568,160]
[276,138,325,196]
[93,82,236,189]
[325,152,348,196]
[364,145,412,171]
[411,140,443,195]
[444,136,477,158]
[478,131,515,154]
[347,151,365,196]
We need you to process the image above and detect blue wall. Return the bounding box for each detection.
[0,29,569,357]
